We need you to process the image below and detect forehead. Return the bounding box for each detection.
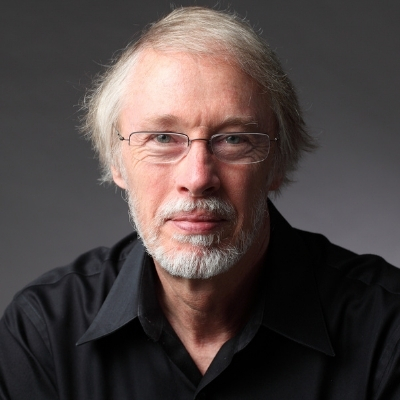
[120,49,272,132]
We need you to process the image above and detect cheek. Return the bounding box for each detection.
[124,161,172,216]
[219,163,269,205]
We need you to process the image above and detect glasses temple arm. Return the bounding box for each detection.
[116,129,128,141]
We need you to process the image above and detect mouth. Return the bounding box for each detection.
[154,197,236,236]
[167,212,228,234]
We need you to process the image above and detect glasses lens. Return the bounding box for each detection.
[211,133,271,164]
[128,132,188,163]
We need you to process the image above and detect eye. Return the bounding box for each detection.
[155,133,172,144]
[225,135,244,144]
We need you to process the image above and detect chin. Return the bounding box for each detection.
[148,230,251,280]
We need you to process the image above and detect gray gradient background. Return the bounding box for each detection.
[1,0,399,316]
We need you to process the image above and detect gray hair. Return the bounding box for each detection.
[81,6,316,188]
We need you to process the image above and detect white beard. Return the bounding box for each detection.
[126,193,268,279]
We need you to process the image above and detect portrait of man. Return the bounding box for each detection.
[1,3,399,399]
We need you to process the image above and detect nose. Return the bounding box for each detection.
[175,140,220,197]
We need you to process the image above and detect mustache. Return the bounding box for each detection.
[155,197,236,223]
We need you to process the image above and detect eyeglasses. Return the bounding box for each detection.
[117,130,279,164]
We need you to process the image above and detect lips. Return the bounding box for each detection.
[168,212,227,234]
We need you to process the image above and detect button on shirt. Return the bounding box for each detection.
[1,203,400,399]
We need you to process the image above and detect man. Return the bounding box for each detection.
[1,6,399,399]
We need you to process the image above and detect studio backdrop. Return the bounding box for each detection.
[1,0,399,315]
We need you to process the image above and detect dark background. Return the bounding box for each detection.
[1,0,399,316]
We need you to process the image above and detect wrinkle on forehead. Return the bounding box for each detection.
[135,114,262,132]
[120,49,273,134]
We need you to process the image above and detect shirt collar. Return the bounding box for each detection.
[77,202,334,357]
[263,202,334,356]
[76,239,156,345]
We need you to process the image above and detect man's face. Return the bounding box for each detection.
[112,49,280,279]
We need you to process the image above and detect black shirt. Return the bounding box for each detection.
[1,203,400,399]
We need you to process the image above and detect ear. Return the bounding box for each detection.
[111,165,128,190]
[268,174,283,192]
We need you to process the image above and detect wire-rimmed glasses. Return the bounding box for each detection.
[117,130,279,164]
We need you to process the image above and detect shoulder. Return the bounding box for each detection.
[0,233,140,398]
[295,229,400,396]
[297,228,400,295]
[3,233,139,332]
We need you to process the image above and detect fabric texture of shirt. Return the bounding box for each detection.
[1,202,400,399]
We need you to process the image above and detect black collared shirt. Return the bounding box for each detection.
[1,203,400,399]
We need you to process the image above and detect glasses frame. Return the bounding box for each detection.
[116,129,279,165]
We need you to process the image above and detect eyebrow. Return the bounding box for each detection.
[219,116,260,130]
[139,114,261,131]
[141,114,179,129]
